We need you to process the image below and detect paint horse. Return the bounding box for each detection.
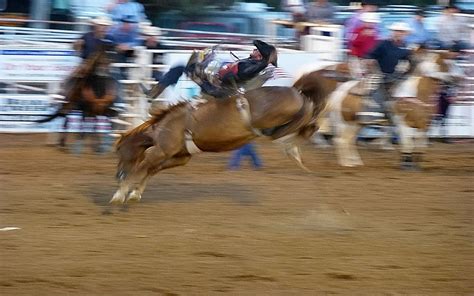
[327,50,462,169]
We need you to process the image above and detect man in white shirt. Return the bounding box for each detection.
[437,5,469,50]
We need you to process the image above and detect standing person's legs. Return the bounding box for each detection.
[244,143,263,169]
[229,146,245,170]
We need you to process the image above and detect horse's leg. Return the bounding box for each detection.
[335,122,354,167]
[59,116,68,147]
[127,155,192,202]
[393,115,415,170]
[111,180,132,204]
[126,175,150,203]
[412,129,429,169]
[73,115,86,154]
[286,145,312,172]
[311,132,331,148]
[311,117,331,148]
[346,123,363,166]
[111,147,166,204]
[376,125,395,151]
[91,116,99,153]
[273,133,311,172]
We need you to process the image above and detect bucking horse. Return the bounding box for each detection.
[110,69,329,204]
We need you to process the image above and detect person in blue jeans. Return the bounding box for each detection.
[228,142,262,170]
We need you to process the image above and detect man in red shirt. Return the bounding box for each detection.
[348,12,380,79]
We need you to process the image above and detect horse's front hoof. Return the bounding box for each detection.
[127,190,142,203]
[110,193,126,205]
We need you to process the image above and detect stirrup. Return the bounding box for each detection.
[356,111,386,125]
[363,99,381,109]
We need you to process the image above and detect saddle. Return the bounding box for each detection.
[351,75,390,125]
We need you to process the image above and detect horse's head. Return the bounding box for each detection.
[94,47,116,77]
[415,50,465,84]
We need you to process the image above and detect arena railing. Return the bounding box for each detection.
[1,19,473,134]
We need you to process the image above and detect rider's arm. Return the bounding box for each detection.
[235,60,268,82]
[73,39,84,53]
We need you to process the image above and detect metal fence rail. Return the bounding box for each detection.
[0,19,472,136]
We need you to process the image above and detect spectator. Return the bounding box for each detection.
[347,12,380,79]
[437,5,469,50]
[108,0,146,24]
[140,25,167,81]
[106,15,140,64]
[345,1,378,42]
[106,15,141,104]
[405,10,430,47]
[281,0,306,22]
[141,26,163,49]
[305,0,335,23]
[228,143,263,171]
[74,16,113,60]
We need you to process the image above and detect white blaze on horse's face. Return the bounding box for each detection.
[418,53,441,77]
[417,52,457,82]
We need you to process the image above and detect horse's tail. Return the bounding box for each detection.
[115,117,160,180]
[292,71,330,119]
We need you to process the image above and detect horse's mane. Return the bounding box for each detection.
[116,101,189,148]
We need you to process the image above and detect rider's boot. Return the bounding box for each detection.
[356,96,385,125]
[147,83,166,99]
[147,65,187,99]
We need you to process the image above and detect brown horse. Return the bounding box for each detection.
[37,49,118,149]
[110,70,329,204]
[327,50,461,169]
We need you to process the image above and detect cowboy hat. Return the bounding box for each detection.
[388,22,412,32]
[90,16,113,26]
[121,15,138,23]
[360,12,380,23]
[141,25,161,37]
[253,40,278,66]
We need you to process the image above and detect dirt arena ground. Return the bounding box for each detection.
[0,134,472,295]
